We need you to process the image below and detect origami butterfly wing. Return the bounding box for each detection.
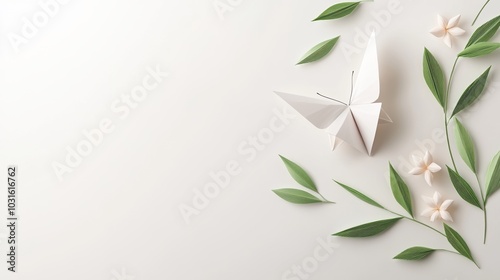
[350,32,380,106]
[325,109,368,153]
[350,103,382,155]
[348,32,390,155]
[275,91,368,153]
[274,91,347,129]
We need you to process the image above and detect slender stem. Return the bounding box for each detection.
[435,249,481,268]
[475,174,488,244]
[446,57,459,113]
[318,192,335,204]
[472,0,491,26]
[435,248,461,255]
[444,57,460,172]
[444,118,458,171]
[482,204,488,244]
[385,209,446,237]
[475,174,486,207]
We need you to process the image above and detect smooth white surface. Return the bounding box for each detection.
[0,0,499,279]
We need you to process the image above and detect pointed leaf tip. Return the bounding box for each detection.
[485,151,500,202]
[335,180,384,209]
[272,189,323,204]
[394,247,435,260]
[447,166,482,209]
[452,66,491,118]
[313,2,361,21]
[333,218,402,237]
[297,37,340,65]
[459,42,500,58]
[423,48,447,108]
[466,15,500,47]
[279,155,317,192]
[453,119,477,173]
[444,224,475,262]
[389,163,414,217]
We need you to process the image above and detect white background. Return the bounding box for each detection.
[0,0,499,279]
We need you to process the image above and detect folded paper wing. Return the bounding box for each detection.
[274,92,346,129]
[351,31,379,105]
[349,103,382,155]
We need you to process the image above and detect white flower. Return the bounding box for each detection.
[409,151,442,186]
[421,191,454,222]
[430,14,466,48]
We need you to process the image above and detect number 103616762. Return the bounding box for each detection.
[7,167,17,217]
[7,166,18,272]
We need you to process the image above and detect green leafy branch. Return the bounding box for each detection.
[273,155,334,204]
[272,157,479,267]
[333,164,479,268]
[422,15,500,244]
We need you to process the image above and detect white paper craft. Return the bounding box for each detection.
[275,32,391,155]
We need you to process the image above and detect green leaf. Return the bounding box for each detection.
[444,224,475,262]
[313,2,361,21]
[447,166,482,209]
[297,37,340,65]
[393,247,435,260]
[389,163,414,217]
[333,218,401,237]
[452,67,491,118]
[485,151,500,202]
[423,48,446,108]
[279,155,317,192]
[467,15,500,47]
[459,42,500,58]
[272,189,323,204]
[453,119,477,173]
[335,180,384,209]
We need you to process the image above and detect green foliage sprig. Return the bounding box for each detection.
[272,155,334,204]
[422,15,500,244]
[273,157,479,267]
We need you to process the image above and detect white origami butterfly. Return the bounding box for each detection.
[275,32,391,155]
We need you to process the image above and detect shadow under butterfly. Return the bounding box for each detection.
[275,32,392,155]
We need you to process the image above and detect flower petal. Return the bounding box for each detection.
[448,27,466,36]
[430,211,440,222]
[447,14,461,29]
[427,162,442,173]
[443,33,452,48]
[433,191,442,205]
[421,208,436,217]
[424,170,434,186]
[422,195,435,206]
[423,151,433,166]
[440,210,453,222]
[412,155,423,166]
[430,26,446,37]
[437,14,447,29]
[409,167,425,175]
[440,199,454,211]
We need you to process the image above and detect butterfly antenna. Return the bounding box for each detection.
[348,71,355,105]
[316,93,347,106]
